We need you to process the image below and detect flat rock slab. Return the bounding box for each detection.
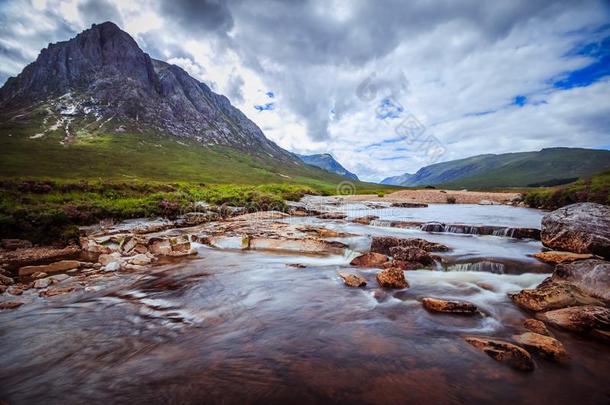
[532,251,595,265]
[19,260,81,277]
[513,332,567,360]
[350,252,389,268]
[371,236,449,256]
[523,318,551,336]
[422,297,479,314]
[552,259,610,301]
[509,281,603,312]
[465,336,535,371]
[536,305,610,334]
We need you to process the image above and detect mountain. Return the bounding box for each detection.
[381,172,414,186]
[381,148,610,188]
[0,22,369,186]
[297,153,359,180]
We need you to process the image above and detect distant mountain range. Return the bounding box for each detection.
[381,148,610,188]
[297,153,359,180]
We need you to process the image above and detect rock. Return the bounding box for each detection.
[391,202,428,208]
[297,226,349,238]
[317,212,347,220]
[1,239,32,250]
[18,260,81,277]
[93,263,102,269]
[287,263,306,268]
[478,200,496,205]
[422,297,479,314]
[536,305,610,333]
[66,269,79,275]
[104,261,121,272]
[175,211,218,226]
[0,245,80,270]
[119,235,148,255]
[389,246,433,265]
[386,260,424,270]
[247,237,346,255]
[0,301,24,310]
[0,267,10,276]
[541,203,610,258]
[370,236,449,256]
[464,337,535,371]
[0,285,5,294]
[7,286,23,295]
[376,267,408,289]
[31,271,48,279]
[338,272,367,288]
[122,263,147,271]
[532,251,595,265]
[513,332,568,360]
[0,274,15,286]
[34,278,52,289]
[49,274,69,282]
[148,236,193,256]
[98,252,122,266]
[552,259,610,300]
[40,286,75,298]
[352,215,378,225]
[523,319,551,336]
[129,253,152,266]
[508,280,603,312]
[230,211,288,221]
[350,252,389,268]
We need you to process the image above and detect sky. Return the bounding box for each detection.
[1,0,609,182]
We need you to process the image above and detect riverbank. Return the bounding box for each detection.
[344,188,522,204]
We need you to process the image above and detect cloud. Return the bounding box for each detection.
[1,0,610,181]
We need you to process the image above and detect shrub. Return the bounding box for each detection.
[446,196,457,204]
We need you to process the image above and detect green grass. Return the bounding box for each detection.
[523,170,610,209]
[0,119,401,243]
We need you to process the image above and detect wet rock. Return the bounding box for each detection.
[119,235,148,255]
[297,226,349,238]
[80,238,114,254]
[552,259,610,300]
[39,286,76,298]
[386,260,424,270]
[391,202,428,208]
[230,211,288,222]
[317,212,347,220]
[34,278,52,289]
[508,280,603,312]
[98,252,121,266]
[122,263,147,272]
[532,251,595,265]
[0,245,80,270]
[247,237,346,255]
[523,319,551,336]
[350,252,389,268]
[0,285,5,294]
[478,200,497,205]
[18,260,81,277]
[66,269,79,275]
[376,267,408,289]
[31,271,48,279]
[104,262,121,272]
[7,286,23,296]
[175,211,218,227]
[513,332,567,360]
[536,305,610,334]
[148,236,194,256]
[371,236,449,256]
[464,337,535,371]
[129,253,152,266]
[420,222,445,232]
[422,297,479,314]
[352,215,378,225]
[0,273,15,285]
[541,203,610,258]
[287,263,306,268]
[0,267,9,276]
[1,239,32,250]
[338,272,367,288]
[0,301,24,310]
[49,274,69,283]
[389,246,433,265]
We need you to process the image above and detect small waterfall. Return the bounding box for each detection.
[445,224,480,235]
[420,222,445,232]
[492,228,516,238]
[447,261,506,274]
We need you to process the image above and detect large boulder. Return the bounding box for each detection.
[552,259,610,301]
[389,246,433,265]
[541,203,610,258]
[422,297,479,314]
[508,280,603,312]
[536,305,610,334]
[464,337,534,371]
[376,267,408,289]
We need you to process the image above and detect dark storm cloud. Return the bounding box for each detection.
[77,0,124,27]
[225,72,245,104]
[160,0,233,35]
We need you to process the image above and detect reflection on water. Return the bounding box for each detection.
[1,205,609,404]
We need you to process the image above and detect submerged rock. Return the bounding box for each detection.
[370,236,449,256]
[18,260,81,277]
[536,305,610,334]
[532,251,595,265]
[541,203,610,258]
[508,280,603,312]
[464,336,535,371]
[350,252,389,268]
[351,215,379,225]
[297,226,349,238]
[422,297,479,314]
[0,301,24,310]
[317,212,347,220]
[376,267,408,289]
[338,272,367,288]
[513,332,567,360]
[391,202,428,208]
[523,319,551,336]
[552,259,610,300]
[386,260,424,270]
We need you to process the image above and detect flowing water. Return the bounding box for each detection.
[1,204,609,404]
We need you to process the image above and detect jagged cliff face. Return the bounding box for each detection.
[0,22,293,161]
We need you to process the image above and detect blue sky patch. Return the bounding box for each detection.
[266,91,275,98]
[376,98,404,120]
[514,95,527,106]
[254,102,275,111]
[552,35,610,89]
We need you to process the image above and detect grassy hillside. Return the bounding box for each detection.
[386,148,610,188]
[523,170,610,209]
